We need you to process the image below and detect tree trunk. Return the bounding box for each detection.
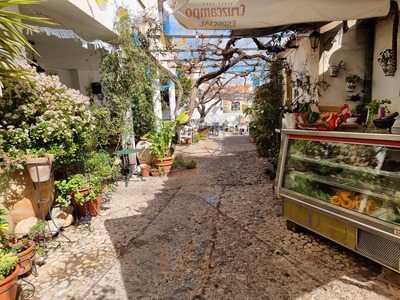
[187,86,200,117]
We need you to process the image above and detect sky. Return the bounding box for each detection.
[163,15,268,86]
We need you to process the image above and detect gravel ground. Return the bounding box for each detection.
[26,134,400,299]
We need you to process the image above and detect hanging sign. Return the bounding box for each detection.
[165,0,390,30]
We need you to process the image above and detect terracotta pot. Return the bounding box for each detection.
[140,164,150,177]
[198,128,209,139]
[0,265,19,300]
[150,169,161,177]
[186,138,193,144]
[75,196,102,218]
[154,156,173,175]
[17,241,35,276]
[25,155,53,183]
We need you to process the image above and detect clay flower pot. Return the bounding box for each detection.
[72,188,101,218]
[25,155,53,183]
[0,265,19,300]
[154,156,173,175]
[17,241,35,276]
[150,169,161,177]
[186,138,193,145]
[74,196,102,218]
[140,164,150,177]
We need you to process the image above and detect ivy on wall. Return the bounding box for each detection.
[100,18,157,140]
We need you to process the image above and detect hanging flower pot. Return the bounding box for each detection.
[25,154,54,183]
[328,65,340,77]
[378,49,397,76]
[345,75,361,92]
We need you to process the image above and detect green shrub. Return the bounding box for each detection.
[251,60,284,168]
[172,156,197,170]
[0,66,94,171]
[85,151,120,183]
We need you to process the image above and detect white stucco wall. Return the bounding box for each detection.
[319,24,367,108]
[284,37,319,85]
[372,11,400,113]
[282,22,368,112]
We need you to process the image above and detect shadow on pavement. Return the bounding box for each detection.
[102,135,395,299]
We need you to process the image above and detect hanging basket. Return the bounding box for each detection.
[25,155,54,183]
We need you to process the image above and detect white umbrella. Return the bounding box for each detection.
[165,0,390,30]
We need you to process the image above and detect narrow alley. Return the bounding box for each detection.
[29,135,400,300]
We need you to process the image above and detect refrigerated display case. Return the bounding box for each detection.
[277,129,400,272]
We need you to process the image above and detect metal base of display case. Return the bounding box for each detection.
[283,196,400,273]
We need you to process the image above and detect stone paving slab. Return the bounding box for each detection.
[27,135,400,299]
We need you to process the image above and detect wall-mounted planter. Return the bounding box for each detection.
[345,82,357,92]
[25,155,54,183]
[345,75,362,93]
[378,49,397,76]
[329,65,340,77]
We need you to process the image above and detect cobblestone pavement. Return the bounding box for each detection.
[28,135,400,299]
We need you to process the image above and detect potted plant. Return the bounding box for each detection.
[0,209,35,277]
[55,174,101,218]
[282,102,300,129]
[378,49,396,76]
[146,121,176,175]
[366,99,392,128]
[0,252,19,300]
[345,75,361,92]
[25,153,54,183]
